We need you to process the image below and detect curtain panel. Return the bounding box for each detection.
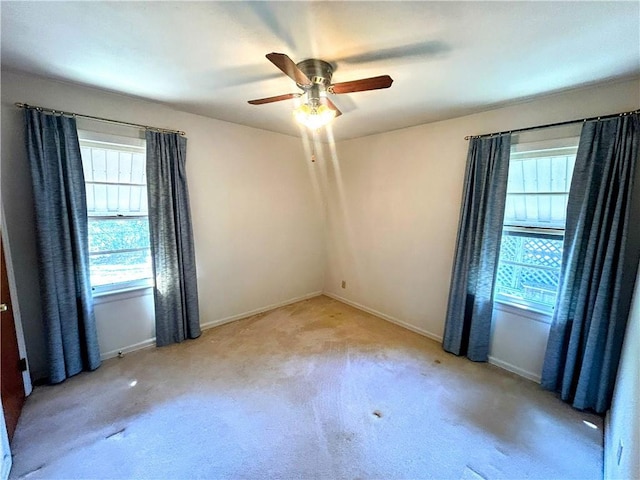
[443,134,511,361]
[146,131,200,346]
[541,113,640,413]
[24,110,101,383]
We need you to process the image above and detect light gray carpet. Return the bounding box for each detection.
[9,296,603,479]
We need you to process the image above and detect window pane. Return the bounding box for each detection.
[499,234,563,268]
[106,150,119,182]
[91,148,107,182]
[106,184,119,212]
[118,151,133,183]
[497,140,577,312]
[131,153,146,184]
[80,136,151,291]
[89,250,152,287]
[521,159,538,192]
[504,154,575,228]
[88,184,148,216]
[495,233,564,311]
[88,218,150,253]
[82,143,148,215]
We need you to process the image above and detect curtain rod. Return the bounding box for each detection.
[464,108,639,140]
[15,102,186,136]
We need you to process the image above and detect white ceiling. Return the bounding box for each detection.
[2,1,639,141]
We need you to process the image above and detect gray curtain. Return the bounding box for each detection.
[541,113,640,413]
[24,110,101,383]
[146,131,200,346]
[443,135,511,361]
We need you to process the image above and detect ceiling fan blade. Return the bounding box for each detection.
[320,97,342,117]
[248,93,302,105]
[329,75,393,95]
[266,52,312,86]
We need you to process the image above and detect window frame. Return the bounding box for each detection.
[494,135,579,316]
[78,130,154,296]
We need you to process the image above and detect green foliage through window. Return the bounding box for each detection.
[80,136,153,289]
[88,218,150,253]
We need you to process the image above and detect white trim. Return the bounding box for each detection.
[77,129,146,147]
[200,291,324,331]
[1,207,33,396]
[322,291,444,343]
[99,291,324,360]
[100,338,155,361]
[510,135,580,155]
[493,300,552,324]
[92,284,154,302]
[324,292,544,383]
[96,290,543,385]
[488,355,541,383]
[604,411,613,479]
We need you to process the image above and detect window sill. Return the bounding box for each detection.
[92,285,154,305]
[493,300,553,324]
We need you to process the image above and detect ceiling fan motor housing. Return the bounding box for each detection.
[248,52,392,113]
[296,59,334,89]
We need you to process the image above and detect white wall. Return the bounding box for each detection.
[489,304,551,382]
[93,290,156,359]
[1,70,326,379]
[605,263,640,480]
[323,77,640,380]
[2,68,638,480]
[2,69,637,396]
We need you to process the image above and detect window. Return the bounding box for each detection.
[494,139,578,314]
[79,132,153,294]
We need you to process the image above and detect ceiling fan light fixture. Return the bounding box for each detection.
[293,102,336,130]
[249,53,391,129]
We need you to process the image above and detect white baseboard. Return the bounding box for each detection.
[99,290,541,385]
[488,355,541,383]
[99,291,323,361]
[324,291,542,384]
[200,291,324,331]
[323,291,444,343]
[101,338,156,361]
[603,411,613,480]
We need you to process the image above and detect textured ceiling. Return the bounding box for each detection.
[2,1,639,140]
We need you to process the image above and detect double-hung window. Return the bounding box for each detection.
[494,137,579,315]
[79,131,153,294]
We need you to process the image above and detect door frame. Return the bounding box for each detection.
[1,207,32,396]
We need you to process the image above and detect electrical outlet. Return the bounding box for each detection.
[341,280,346,289]
[617,440,624,465]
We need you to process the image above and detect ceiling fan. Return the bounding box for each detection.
[248,52,393,129]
